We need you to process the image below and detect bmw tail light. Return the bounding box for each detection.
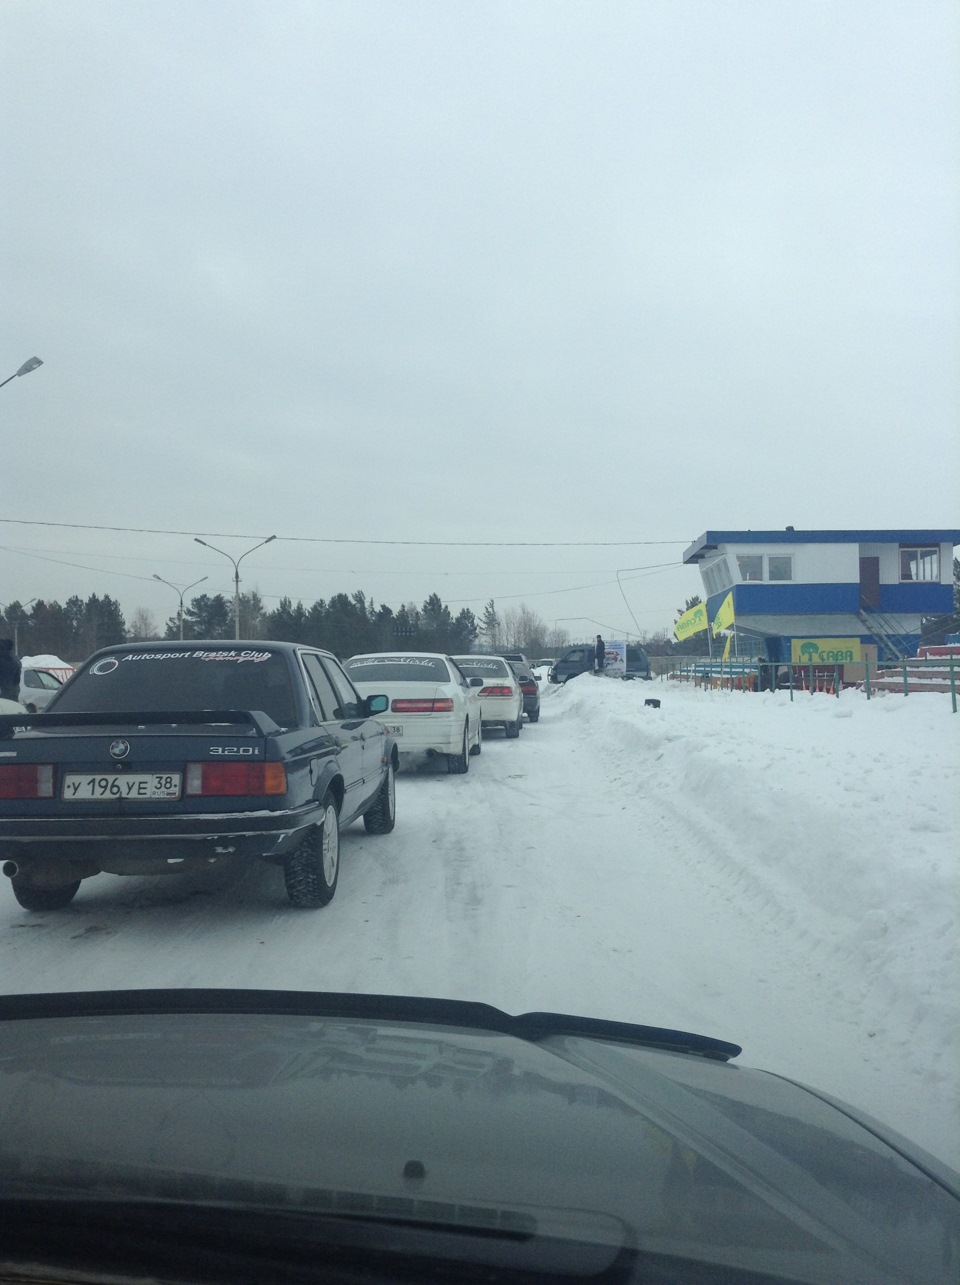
[391,698,455,713]
[0,765,54,799]
[479,686,514,698]
[185,762,287,797]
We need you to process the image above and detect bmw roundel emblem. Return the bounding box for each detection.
[109,739,131,760]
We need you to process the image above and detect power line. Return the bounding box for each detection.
[1,542,640,576]
[1,517,688,548]
[0,545,159,584]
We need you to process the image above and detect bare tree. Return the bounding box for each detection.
[128,607,159,640]
[500,604,550,655]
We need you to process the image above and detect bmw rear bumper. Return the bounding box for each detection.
[0,802,322,875]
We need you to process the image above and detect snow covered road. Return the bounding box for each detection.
[1,676,957,1168]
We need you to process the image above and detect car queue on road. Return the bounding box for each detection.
[0,645,548,914]
[344,650,543,773]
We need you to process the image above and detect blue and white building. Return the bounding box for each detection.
[683,529,960,663]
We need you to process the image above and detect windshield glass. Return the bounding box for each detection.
[345,656,450,683]
[453,657,509,677]
[25,670,62,690]
[52,649,297,724]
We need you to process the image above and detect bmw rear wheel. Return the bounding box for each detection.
[363,762,396,834]
[284,792,340,907]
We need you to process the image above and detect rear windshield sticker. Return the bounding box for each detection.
[90,650,273,674]
[349,657,437,667]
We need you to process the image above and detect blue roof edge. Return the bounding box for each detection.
[683,530,960,563]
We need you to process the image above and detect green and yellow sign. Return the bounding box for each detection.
[674,601,708,641]
[712,591,735,633]
[790,638,862,665]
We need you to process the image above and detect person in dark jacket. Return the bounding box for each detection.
[0,638,21,701]
[594,634,606,673]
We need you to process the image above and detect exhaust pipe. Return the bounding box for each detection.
[2,861,19,879]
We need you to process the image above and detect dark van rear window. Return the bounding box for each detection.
[50,649,297,725]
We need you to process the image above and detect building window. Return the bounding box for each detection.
[768,555,793,581]
[899,546,940,582]
[702,557,732,597]
[736,555,763,582]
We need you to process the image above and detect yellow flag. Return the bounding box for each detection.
[713,591,735,633]
[674,601,708,641]
[721,633,732,661]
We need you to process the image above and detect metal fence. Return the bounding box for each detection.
[665,657,958,712]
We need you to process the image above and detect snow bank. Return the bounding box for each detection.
[550,675,960,1160]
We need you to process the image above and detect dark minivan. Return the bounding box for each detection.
[549,643,651,684]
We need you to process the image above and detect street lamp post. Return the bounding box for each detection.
[1,599,37,653]
[0,599,37,653]
[193,536,276,640]
[14,599,37,653]
[152,575,208,641]
[0,357,43,390]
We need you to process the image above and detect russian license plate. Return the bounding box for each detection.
[383,724,403,736]
[62,773,182,801]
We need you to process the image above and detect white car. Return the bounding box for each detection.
[452,655,523,738]
[345,653,483,774]
[0,697,27,715]
[19,668,63,712]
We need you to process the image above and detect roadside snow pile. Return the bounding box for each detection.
[549,673,960,1146]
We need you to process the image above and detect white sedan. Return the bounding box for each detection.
[344,653,483,774]
[452,655,523,738]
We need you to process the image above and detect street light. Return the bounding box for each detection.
[0,599,37,653]
[0,357,43,390]
[153,575,208,641]
[193,535,276,640]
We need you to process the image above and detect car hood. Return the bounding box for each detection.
[1,990,957,1284]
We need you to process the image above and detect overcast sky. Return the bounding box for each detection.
[2,0,957,641]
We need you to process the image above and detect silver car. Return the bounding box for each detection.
[18,668,63,712]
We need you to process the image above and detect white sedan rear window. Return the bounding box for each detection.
[454,658,509,677]
[347,657,450,683]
